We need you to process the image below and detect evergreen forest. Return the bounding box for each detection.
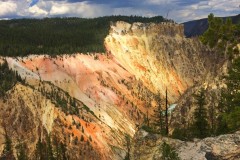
[0,16,166,57]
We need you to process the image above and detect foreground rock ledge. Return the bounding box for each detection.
[131,130,240,160]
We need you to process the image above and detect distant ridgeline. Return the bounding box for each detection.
[0,16,168,56]
[184,14,240,37]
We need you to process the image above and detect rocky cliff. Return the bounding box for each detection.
[105,21,216,102]
[131,129,240,160]
[1,54,144,159]
[0,21,230,159]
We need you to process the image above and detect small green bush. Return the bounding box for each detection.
[141,125,158,134]
[161,142,180,160]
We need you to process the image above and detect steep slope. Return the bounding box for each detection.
[0,21,225,159]
[105,21,216,102]
[3,53,157,159]
[0,82,117,159]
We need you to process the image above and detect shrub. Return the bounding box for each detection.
[80,135,84,142]
[141,125,158,134]
[161,142,180,160]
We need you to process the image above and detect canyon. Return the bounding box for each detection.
[0,21,235,159]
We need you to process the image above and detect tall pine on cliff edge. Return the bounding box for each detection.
[200,13,240,135]
[200,13,240,58]
[218,58,240,134]
[192,89,209,138]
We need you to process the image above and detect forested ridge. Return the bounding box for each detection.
[0,16,166,57]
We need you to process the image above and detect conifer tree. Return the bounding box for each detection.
[46,135,54,160]
[0,126,15,160]
[35,138,44,160]
[153,92,164,134]
[192,89,209,138]
[200,13,240,57]
[59,142,67,160]
[217,57,240,133]
[16,142,28,160]
[165,88,169,136]
[161,142,180,160]
[3,134,12,156]
[123,134,131,160]
[80,135,84,141]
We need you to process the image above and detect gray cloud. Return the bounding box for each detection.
[0,0,239,22]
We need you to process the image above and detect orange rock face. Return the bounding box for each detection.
[6,53,153,159]
[1,21,214,159]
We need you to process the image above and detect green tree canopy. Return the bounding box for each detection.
[192,89,210,138]
[218,57,240,133]
[200,13,240,57]
[0,16,168,57]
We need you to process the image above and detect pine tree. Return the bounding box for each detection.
[35,138,44,160]
[80,135,84,141]
[153,92,164,134]
[59,142,67,160]
[16,142,28,160]
[123,134,131,160]
[0,127,15,160]
[52,136,60,160]
[200,14,240,135]
[3,134,12,156]
[200,13,223,49]
[165,88,169,136]
[192,89,209,138]
[200,13,240,57]
[46,135,54,160]
[161,142,180,160]
[209,93,217,135]
[217,57,240,133]
[74,137,78,145]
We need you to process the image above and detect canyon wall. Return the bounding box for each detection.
[2,53,155,159]
[105,21,216,102]
[0,21,223,159]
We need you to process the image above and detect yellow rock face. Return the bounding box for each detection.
[105,21,211,102]
[0,21,215,159]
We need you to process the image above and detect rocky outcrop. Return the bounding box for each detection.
[131,130,240,160]
[105,21,218,102]
[1,53,158,159]
[0,82,119,159]
[0,83,56,158]
[0,21,228,159]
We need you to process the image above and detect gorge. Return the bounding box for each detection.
[0,20,238,160]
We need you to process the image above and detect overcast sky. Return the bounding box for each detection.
[0,0,239,22]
